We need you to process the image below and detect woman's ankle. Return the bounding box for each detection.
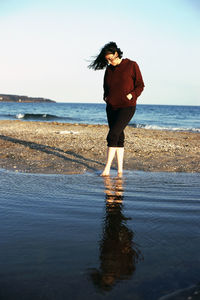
[117,171,123,177]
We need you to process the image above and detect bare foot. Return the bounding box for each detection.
[100,169,110,177]
[117,172,123,178]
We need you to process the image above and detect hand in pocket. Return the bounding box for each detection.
[126,93,133,100]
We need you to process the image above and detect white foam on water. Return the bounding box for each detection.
[16,113,25,119]
[135,124,200,132]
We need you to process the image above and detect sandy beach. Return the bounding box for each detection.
[0,120,199,174]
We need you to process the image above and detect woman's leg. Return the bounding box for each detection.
[101,105,136,176]
[106,106,136,148]
[101,147,117,176]
[101,147,124,176]
[101,105,118,176]
[116,147,124,177]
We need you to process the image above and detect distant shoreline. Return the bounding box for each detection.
[0,94,56,103]
[0,120,199,174]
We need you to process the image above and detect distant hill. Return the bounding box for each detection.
[0,94,56,103]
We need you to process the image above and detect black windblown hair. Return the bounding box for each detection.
[88,42,123,70]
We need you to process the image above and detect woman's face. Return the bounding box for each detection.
[105,51,120,66]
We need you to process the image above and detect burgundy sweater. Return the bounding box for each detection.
[103,58,144,108]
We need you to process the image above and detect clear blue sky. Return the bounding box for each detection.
[0,0,199,105]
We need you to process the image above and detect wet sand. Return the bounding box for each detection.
[0,120,199,174]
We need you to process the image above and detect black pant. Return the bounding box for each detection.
[106,104,136,147]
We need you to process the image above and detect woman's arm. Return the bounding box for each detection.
[127,62,144,103]
[103,69,109,101]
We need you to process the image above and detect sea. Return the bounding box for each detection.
[0,102,200,300]
[0,102,199,132]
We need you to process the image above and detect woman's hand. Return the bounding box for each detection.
[104,97,107,102]
[126,93,133,100]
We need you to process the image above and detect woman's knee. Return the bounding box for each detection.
[107,130,124,147]
[117,132,124,147]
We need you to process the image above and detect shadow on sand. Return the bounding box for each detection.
[0,134,104,172]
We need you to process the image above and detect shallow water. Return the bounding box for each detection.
[0,169,199,300]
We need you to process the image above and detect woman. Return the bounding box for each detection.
[89,42,144,177]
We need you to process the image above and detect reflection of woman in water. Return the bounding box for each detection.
[89,42,144,177]
[90,177,143,291]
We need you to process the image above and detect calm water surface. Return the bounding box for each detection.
[0,169,199,300]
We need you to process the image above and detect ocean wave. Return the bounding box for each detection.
[130,123,200,133]
[0,112,82,123]
[15,113,61,120]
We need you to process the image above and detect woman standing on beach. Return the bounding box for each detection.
[89,42,144,176]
